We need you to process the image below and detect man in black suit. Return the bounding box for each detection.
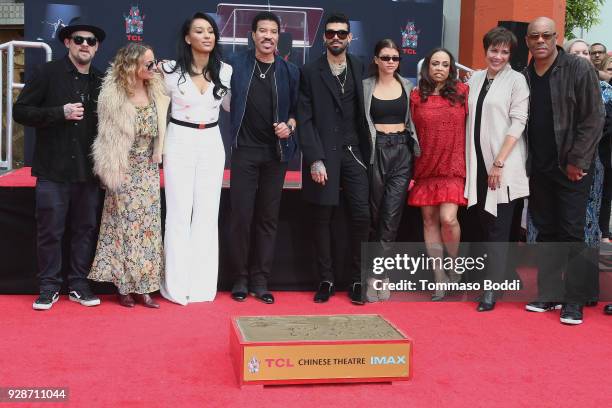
[298,13,371,304]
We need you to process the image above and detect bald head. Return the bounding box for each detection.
[526,16,558,63]
[527,17,556,34]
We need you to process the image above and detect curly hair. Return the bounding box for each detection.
[418,47,465,106]
[109,42,157,96]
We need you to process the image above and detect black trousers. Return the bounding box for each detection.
[229,146,287,291]
[475,161,520,285]
[35,179,101,292]
[311,147,370,284]
[529,167,594,303]
[599,166,612,238]
[370,133,412,242]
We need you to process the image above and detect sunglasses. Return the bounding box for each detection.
[378,56,401,62]
[145,60,158,71]
[71,35,97,46]
[526,32,555,41]
[324,30,349,40]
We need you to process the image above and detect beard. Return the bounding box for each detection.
[326,41,348,56]
[71,50,92,65]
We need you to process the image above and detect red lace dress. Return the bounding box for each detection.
[408,83,469,206]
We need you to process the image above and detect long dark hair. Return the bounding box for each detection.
[418,47,464,106]
[165,12,228,99]
[368,39,401,77]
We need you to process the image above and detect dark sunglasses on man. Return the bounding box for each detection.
[378,56,401,62]
[526,32,555,41]
[71,35,98,46]
[324,30,349,40]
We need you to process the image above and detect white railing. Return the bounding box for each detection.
[416,59,474,83]
[0,41,52,171]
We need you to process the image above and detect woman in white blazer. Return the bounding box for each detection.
[464,27,530,312]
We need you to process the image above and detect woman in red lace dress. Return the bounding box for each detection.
[409,48,468,300]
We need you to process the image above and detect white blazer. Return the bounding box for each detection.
[464,63,530,216]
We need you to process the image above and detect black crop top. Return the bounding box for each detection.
[370,87,407,124]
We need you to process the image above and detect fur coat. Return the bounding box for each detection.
[93,71,170,191]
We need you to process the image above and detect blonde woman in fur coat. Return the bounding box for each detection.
[89,43,170,308]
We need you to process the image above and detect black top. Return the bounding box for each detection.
[370,87,407,124]
[13,55,102,183]
[528,56,559,172]
[238,60,277,147]
[332,65,359,146]
[474,78,491,203]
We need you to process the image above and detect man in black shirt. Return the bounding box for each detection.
[298,13,371,304]
[523,17,604,325]
[227,12,299,304]
[13,20,106,310]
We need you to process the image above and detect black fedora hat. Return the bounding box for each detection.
[58,17,106,43]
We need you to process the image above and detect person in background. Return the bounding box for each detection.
[589,42,611,83]
[408,48,469,301]
[159,12,232,305]
[13,19,106,310]
[89,43,168,308]
[362,39,419,302]
[465,27,530,312]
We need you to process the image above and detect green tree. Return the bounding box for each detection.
[566,0,605,39]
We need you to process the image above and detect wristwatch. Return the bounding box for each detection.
[493,160,504,168]
[287,123,295,134]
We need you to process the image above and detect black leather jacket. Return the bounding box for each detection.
[522,46,604,174]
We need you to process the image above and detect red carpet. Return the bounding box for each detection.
[1,293,611,407]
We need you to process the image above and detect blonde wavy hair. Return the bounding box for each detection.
[109,42,163,96]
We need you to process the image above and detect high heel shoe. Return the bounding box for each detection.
[118,293,135,308]
[431,290,446,301]
[477,290,496,312]
[134,293,159,308]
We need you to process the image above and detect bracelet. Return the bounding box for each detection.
[493,160,504,168]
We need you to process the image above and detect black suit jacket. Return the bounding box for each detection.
[298,54,371,205]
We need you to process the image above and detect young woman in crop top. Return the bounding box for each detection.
[362,39,419,302]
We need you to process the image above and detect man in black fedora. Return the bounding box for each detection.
[14,18,106,310]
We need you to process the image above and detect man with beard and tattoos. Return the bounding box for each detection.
[298,13,371,304]
[13,19,106,310]
[226,11,300,304]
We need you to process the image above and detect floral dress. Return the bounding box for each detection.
[89,103,164,294]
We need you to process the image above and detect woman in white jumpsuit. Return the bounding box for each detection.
[160,12,232,304]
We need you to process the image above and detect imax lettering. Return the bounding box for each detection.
[370,355,407,365]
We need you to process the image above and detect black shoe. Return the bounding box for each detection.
[231,291,247,302]
[314,281,335,303]
[604,304,612,315]
[525,301,562,313]
[33,290,59,311]
[584,300,598,307]
[250,291,275,304]
[560,303,583,325]
[68,288,100,307]
[349,282,365,305]
[477,290,496,312]
[231,281,248,302]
